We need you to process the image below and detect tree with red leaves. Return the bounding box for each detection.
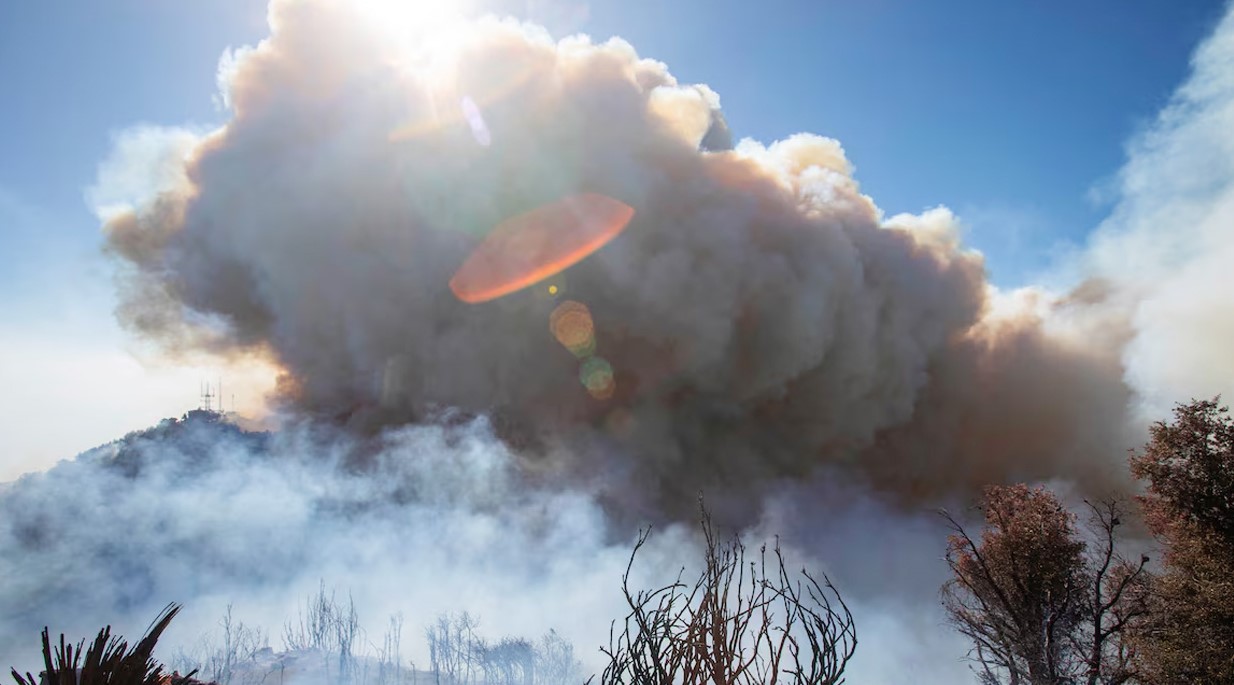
[941,485,1149,685]
[1128,398,1234,684]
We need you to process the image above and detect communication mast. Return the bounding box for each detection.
[199,381,216,413]
[191,378,235,420]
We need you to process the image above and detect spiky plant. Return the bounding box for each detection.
[10,604,197,685]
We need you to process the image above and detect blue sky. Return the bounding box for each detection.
[566,0,1228,284]
[0,0,1229,473]
[1,0,1225,285]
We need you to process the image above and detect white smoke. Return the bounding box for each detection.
[1081,4,1234,416]
[0,416,969,683]
[0,418,645,671]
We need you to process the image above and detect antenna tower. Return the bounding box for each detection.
[200,381,215,412]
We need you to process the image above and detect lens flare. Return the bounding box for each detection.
[449,193,635,303]
[460,96,491,146]
[550,300,596,357]
[580,357,616,400]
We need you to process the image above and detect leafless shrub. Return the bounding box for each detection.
[197,605,269,685]
[533,631,583,685]
[171,605,269,685]
[599,503,857,685]
[423,616,582,685]
[477,638,534,685]
[1073,499,1151,685]
[373,614,405,685]
[283,582,362,684]
[425,613,482,685]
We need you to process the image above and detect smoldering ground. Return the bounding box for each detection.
[7,0,1234,681]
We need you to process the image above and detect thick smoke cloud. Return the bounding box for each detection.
[104,0,1136,517]
[14,2,1234,682]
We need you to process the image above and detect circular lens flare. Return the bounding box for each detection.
[580,357,616,400]
[550,300,596,357]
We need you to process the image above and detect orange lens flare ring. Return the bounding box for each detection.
[550,300,596,357]
[449,193,635,304]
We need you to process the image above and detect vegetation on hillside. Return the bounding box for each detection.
[8,506,858,685]
[10,399,1233,684]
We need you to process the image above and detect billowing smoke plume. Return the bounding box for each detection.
[104,0,1137,517]
[10,1,1234,682]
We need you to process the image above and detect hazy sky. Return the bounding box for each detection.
[0,0,1228,478]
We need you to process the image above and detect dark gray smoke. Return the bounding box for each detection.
[103,0,1137,520]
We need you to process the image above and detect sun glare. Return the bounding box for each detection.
[352,0,474,58]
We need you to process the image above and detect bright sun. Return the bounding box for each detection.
[351,0,474,57]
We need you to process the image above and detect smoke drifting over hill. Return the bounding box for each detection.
[104,0,1138,516]
[0,415,971,683]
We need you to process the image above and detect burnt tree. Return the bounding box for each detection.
[599,502,856,685]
